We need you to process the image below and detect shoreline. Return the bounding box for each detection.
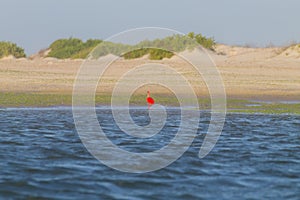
[1,106,300,116]
[1,44,299,114]
[0,92,299,115]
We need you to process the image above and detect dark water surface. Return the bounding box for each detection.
[0,108,299,199]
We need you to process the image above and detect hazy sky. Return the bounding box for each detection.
[1,0,299,54]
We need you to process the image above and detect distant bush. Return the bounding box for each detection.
[47,38,102,59]
[136,35,196,52]
[148,49,174,60]
[123,33,214,60]
[0,41,26,58]
[122,48,174,60]
[122,48,149,59]
[187,32,215,50]
[92,33,215,60]
[48,32,215,60]
[91,41,132,58]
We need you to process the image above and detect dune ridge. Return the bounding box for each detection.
[0,44,299,103]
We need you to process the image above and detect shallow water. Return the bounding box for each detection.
[0,108,299,199]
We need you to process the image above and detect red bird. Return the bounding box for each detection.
[147,91,155,107]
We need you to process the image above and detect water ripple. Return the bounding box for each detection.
[0,108,299,199]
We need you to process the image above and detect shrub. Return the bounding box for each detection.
[120,33,215,60]
[149,49,173,60]
[92,41,132,58]
[47,38,102,59]
[0,41,26,58]
[48,32,215,60]
[122,48,174,60]
[188,32,216,50]
[122,48,149,59]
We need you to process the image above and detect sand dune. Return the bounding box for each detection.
[0,44,299,101]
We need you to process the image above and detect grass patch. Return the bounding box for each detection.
[0,92,299,115]
[228,101,300,115]
[0,93,72,107]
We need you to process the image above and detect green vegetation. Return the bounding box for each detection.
[108,33,214,60]
[231,102,300,115]
[187,32,215,50]
[122,48,174,60]
[47,38,102,59]
[0,93,72,107]
[0,92,299,115]
[0,41,26,58]
[90,41,132,58]
[48,33,215,60]
[0,33,215,60]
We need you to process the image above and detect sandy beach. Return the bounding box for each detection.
[0,44,299,103]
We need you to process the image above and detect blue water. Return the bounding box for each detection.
[0,108,299,199]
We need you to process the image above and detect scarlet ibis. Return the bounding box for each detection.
[147,91,155,106]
